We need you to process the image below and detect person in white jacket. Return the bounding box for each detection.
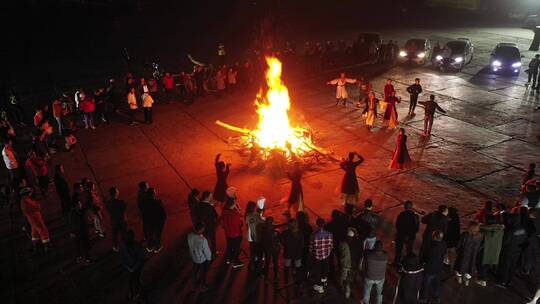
[127,88,138,125]
[142,92,154,124]
[327,73,358,106]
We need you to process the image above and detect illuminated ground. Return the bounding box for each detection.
[2,26,540,303]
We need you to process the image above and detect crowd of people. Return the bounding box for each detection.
[184,151,540,303]
[1,37,540,304]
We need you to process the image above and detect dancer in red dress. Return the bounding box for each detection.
[287,161,304,215]
[214,153,231,204]
[390,128,412,170]
[340,152,365,206]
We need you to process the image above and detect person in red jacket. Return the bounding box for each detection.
[162,72,174,103]
[20,187,51,251]
[221,196,244,268]
[80,93,96,129]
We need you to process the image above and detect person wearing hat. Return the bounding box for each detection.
[339,227,361,299]
[20,187,51,250]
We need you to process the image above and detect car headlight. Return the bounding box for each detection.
[436,55,443,61]
[399,51,407,57]
[492,60,501,67]
[417,52,425,58]
[454,57,463,63]
[512,62,522,68]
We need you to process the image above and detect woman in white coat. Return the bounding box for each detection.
[327,73,357,106]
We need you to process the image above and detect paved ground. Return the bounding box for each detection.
[2,26,540,304]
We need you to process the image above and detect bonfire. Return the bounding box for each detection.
[216,56,329,163]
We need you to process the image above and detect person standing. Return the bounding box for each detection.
[527,54,540,89]
[420,205,449,260]
[382,91,400,129]
[357,199,381,250]
[310,218,333,294]
[52,98,63,135]
[127,87,138,125]
[142,188,167,253]
[419,95,446,137]
[444,206,461,267]
[286,161,304,215]
[21,187,51,250]
[187,188,200,225]
[195,191,219,256]
[246,199,265,268]
[120,230,146,300]
[80,94,96,129]
[221,198,244,268]
[340,152,365,207]
[339,227,361,299]
[142,91,154,124]
[394,201,420,266]
[105,187,127,252]
[86,182,106,238]
[364,92,379,131]
[213,153,230,204]
[390,128,413,170]
[2,139,20,193]
[227,67,238,92]
[215,69,226,97]
[383,79,395,100]
[477,214,504,286]
[454,221,483,286]
[419,230,447,303]
[297,211,313,277]
[281,218,305,284]
[69,199,91,263]
[406,78,422,116]
[395,254,424,304]
[162,72,175,102]
[497,214,527,288]
[54,164,71,222]
[188,223,212,291]
[362,240,388,304]
[327,73,357,106]
[258,216,281,283]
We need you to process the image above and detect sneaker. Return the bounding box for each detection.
[146,247,153,253]
[345,285,351,299]
[232,262,244,269]
[97,232,106,238]
[313,284,324,294]
[225,260,231,265]
[464,279,470,286]
[475,280,487,287]
[456,275,462,284]
[112,246,120,252]
[153,246,163,253]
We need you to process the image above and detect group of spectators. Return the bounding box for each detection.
[184,160,540,304]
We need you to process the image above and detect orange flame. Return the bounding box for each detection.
[217,56,317,159]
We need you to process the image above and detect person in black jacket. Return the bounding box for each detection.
[406,78,422,116]
[356,199,381,250]
[54,164,71,221]
[194,191,219,256]
[69,200,91,264]
[394,201,420,266]
[497,214,528,288]
[396,253,423,304]
[258,216,281,283]
[121,230,146,301]
[444,206,461,267]
[420,205,448,260]
[419,230,447,303]
[187,188,200,225]
[105,187,127,252]
[281,218,305,284]
[140,188,167,253]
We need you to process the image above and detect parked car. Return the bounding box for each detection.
[398,38,432,65]
[433,38,474,72]
[489,43,523,74]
